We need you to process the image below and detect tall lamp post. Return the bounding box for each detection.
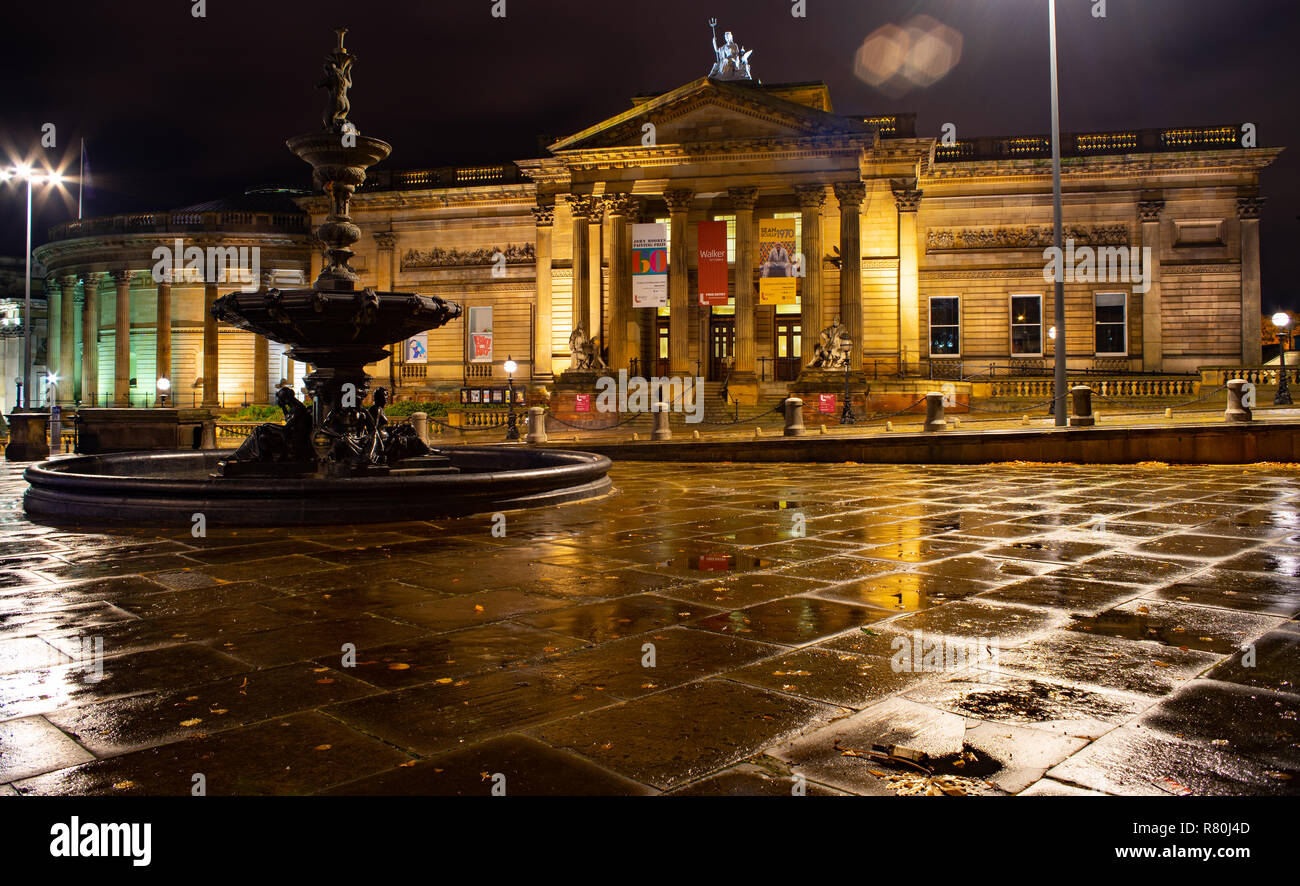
[1,163,67,409]
[1047,0,1068,427]
[503,356,520,441]
[1273,312,1292,406]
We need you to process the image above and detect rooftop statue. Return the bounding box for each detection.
[708,19,755,81]
[319,27,355,132]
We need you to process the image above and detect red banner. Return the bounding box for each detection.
[697,220,729,306]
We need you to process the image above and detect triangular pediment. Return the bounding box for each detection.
[548,78,872,153]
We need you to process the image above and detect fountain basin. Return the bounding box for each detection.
[23,446,612,526]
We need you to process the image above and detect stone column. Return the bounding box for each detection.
[80,272,100,406]
[795,185,826,366]
[588,199,605,343]
[605,194,639,374]
[58,276,77,405]
[531,199,555,381]
[1139,199,1165,371]
[892,183,922,369]
[729,186,759,383]
[46,280,60,399]
[568,196,596,347]
[374,232,397,391]
[1238,195,1265,366]
[110,269,134,406]
[202,282,219,407]
[253,271,272,405]
[834,181,868,372]
[664,188,694,376]
[155,277,172,399]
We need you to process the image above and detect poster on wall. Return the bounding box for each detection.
[758,218,797,305]
[468,305,493,363]
[631,223,668,308]
[697,220,729,306]
[405,333,428,364]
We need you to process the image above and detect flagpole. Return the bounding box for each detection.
[78,139,84,219]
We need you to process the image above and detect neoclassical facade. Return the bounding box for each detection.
[34,75,1281,408]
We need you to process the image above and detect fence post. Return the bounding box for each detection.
[1225,378,1253,422]
[783,397,806,437]
[924,391,947,432]
[1068,385,1095,427]
[525,406,548,444]
[651,401,671,441]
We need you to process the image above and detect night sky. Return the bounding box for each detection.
[1,0,1295,309]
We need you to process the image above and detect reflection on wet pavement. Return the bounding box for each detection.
[1,460,1298,795]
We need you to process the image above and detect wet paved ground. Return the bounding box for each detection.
[0,458,1298,796]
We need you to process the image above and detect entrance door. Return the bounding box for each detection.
[655,318,671,377]
[775,317,802,381]
[709,316,735,380]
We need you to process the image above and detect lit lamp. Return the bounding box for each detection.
[157,377,171,408]
[503,356,519,441]
[2,162,69,408]
[1273,312,1292,406]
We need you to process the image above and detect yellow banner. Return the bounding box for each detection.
[758,218,797,305]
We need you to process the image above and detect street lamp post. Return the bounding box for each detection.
[157,376,171,409]
[1273,312,1292,406]
[1048,0,1067,427]
[503,356,519,441]
[2,163,67,410]
[840,359,855,425]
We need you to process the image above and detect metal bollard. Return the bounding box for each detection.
[651,401,671,440]
[410,411,429,445]
[924,392,946,432]
[1069,385,1095,427]
[783,397,805,437]
[524,406,547,443]
[1225,378,1253,422]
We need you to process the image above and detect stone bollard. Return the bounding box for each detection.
[199,419,217,450]
[1069,385,1095,428]
[1225,378,1253,422]
[524,407,547,444]
[651,402,671,441]
[410,411,430,445]
[924,392,946,432]
[783,397,806,437]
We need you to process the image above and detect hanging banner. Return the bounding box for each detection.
[697,220,729,306]
[468,306,493,364]
[405,333,428,365]
[758,218,797,305]
[632,223,668,308]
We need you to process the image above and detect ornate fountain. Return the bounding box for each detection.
[213,28,461,478]
[21,29,611,526]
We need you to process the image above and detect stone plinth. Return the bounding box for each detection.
[76,408,218,454]
[552,371,620,430]
[4,412,51,461]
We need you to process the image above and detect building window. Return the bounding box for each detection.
[1010,294,1042,356]
[714,214,737,263]
[1094,292,1127,355]
[929,296,960,356]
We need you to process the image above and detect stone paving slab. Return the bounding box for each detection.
[2,459,1299,795]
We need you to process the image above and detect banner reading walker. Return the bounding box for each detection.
[758,218,797,305]
[697,220,728,306]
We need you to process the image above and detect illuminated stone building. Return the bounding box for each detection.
[33,75,1280,408]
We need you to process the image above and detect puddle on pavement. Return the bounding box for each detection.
[950,681,1105,722]
[663,554,779,573]
[1069,609,1222,653]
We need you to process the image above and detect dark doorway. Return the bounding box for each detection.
[709,315,735,380]
[775,317,802,381]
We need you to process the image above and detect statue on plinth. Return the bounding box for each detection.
[568,322,607,373]
[808,316,852,370]
[708,19,755,81]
